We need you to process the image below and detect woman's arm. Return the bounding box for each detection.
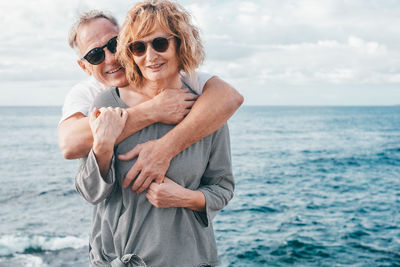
[193,123,235,226]
[75,107,127,204]
[145,123,235,226]
[145,177,206,211]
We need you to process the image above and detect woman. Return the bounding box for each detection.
[75,1,234,266]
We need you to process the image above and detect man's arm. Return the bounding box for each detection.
[119,76,244,193]
[59,104,154,159]
[58,89,197,159]
[162,76,243,156]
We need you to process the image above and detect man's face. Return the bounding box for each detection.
[76,18,128,88]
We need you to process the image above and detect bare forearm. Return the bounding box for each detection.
[146,178,206,211]
[58,115,93,159]
[182,189,206,212]
[159,76,244,157]
[59,102,156,160]
[115,100,156,144]
[92,141,114,178]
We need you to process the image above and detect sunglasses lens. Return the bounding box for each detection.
[130,41,146,56]
[152,37,169,52]
[85,48,105,65]
[107,37,117,54]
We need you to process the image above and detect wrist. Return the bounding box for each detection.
[182,189,206,212]
[155,137,176,160]
[93,139,114,156]
[145,98,161,123]
[158,130,185,158]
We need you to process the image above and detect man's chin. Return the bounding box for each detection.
[104,75,129,88]
[116,81,130,87]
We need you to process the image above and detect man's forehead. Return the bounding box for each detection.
[77,18,119,52]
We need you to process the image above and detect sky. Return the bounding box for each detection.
[1,0,400,106]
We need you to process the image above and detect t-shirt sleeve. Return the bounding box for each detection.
[59,78,104,124]
[181,71,214,95]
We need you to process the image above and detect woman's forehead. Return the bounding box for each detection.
[136,23,170,40]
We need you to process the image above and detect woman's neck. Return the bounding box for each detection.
[118,73,182,107]
[141,73,182,97]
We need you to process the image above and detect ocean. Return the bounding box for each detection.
[0,106,399,267]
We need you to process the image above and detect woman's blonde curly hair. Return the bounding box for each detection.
[116,0,205,88]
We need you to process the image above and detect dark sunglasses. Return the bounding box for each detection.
[129,36,175,57]
[81,36,118,65]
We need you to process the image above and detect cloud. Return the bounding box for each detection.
[1,0,400,105]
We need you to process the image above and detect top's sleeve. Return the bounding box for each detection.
[75,149,117,205]
[181,71,214,95]
[59,78,105,124]
[195,123,235,227]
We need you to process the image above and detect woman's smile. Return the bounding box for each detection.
[146,62,165,70]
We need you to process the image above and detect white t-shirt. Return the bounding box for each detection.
[60,71,213,124]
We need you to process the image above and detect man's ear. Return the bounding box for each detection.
[77,59,92,76]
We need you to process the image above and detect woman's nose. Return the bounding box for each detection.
[145,44,158,61]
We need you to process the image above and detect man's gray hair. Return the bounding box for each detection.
[68,10,119,55]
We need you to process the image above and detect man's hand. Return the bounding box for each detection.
[151,88,198,124]
[118,139,172,193]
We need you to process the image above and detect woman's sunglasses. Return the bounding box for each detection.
[129,36,175,57]
[81,36,118,65]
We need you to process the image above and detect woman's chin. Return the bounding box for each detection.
[144,72,176,84]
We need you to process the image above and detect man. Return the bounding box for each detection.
[58,10,243,192]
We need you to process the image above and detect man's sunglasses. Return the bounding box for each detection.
[81,36,118,65]
[129,36,175,57]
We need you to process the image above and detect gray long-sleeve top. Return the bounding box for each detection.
[75,87,235,267]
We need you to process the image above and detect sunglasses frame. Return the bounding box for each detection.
[129,36,175,57]
[81,36,118,65]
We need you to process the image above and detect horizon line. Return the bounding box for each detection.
[0,104,399,108]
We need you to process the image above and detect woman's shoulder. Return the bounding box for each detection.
[181,79,198,96]
[92,87,122,109]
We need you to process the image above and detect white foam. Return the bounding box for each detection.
[0,234,88,256]
[0,254,49,267]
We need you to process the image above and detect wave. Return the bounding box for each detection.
[0,234,88,257]
[0,254,49,267]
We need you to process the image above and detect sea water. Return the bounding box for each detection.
[0,106,399,266]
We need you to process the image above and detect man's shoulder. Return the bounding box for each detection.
[70,76,106,93]
[180,71,214,95]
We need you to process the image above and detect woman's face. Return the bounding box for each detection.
[132,26,180,84]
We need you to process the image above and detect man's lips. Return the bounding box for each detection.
[106,66,123,74]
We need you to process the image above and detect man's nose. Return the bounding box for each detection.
[104,48,116,64]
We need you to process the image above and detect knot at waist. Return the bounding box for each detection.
[110,254,147,267]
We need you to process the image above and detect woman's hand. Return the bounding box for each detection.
[89,107,128,177]
[89,107,128,150]
[146,177,205,211]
